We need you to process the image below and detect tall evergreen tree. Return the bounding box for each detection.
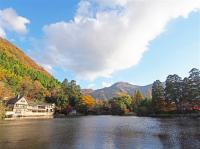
[165,74,183,111]
[188,68,200,100]
[62,79,69,87]
[62,79,82,107]
[152,80,165,112]
[182,77,190,101]
[152,80,165,102]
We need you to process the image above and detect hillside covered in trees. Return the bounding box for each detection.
[0,37,82,106]
[0,37,83,118]
[0,37,61,100]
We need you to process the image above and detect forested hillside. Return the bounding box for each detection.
[0,37,61,100]
[0,38,51,77]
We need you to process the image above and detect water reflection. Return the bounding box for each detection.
[0,116,199,149]
[157,118,200,149]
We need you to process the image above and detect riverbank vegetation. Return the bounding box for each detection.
[58,68,199,116]
[151,68,200,115]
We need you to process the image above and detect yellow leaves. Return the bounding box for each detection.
[0,70,5,81]
[0,82,13,100]
[0,66,8,81]
[133,90,144,107]
[134,90,144,101]
[33,80,44,92]
[0,66,22,80]
[18,77,47,100]
[81,95,96,108]
[19,76,33,93]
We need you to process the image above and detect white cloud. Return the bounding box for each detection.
[35,0,200,80]
[87,0,130,8]
[102,81,112,88]
[0,8,30,37]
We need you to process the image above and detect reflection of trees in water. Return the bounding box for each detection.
[0,120,51,149]
[0,119,81,149]
[158,118,200,149]
[175,118,200,149]
[111,117,163,149]
[112,128,146,149]
[48,118,81,149]
[73,116,116,149]
[0,117,199,149]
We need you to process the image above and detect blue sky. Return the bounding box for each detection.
[0,0,199,89]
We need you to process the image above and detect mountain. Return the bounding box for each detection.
[81,89,94,95]
[0,37,60,99]
[82,82,152,100]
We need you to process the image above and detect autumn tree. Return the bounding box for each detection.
[93,100,111,115]
[133,90,144,107]
[28,80,46,101]
[119,95,133,110]
[0,83,13,100]
[0,69,5,81]
[109,97,127,115]
[45,87,68,113]
[76,95,95,114]
[109,95,133,115]
[17,77,33,97]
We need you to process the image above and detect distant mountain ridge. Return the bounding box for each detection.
[82,82,152,100]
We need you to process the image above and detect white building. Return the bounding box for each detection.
[6,95,55,118]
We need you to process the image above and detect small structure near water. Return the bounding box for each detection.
[5,95,55,119]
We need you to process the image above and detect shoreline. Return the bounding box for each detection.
[4,115,54,120]
[147,113,200,118]
[2,113,200,120]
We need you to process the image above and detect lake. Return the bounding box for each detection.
[0,116,199,149]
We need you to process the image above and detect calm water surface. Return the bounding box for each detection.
[0,116,199,149]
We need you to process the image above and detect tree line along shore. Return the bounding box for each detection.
[0,68,200,119]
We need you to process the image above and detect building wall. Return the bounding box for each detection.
[6,97,55,118]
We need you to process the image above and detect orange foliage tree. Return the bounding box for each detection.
[81,95,96,107]
[76,95,96,114]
